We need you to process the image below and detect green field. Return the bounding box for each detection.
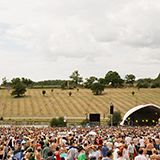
[0,88,160,121]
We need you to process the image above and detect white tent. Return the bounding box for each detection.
[120,103,160,125]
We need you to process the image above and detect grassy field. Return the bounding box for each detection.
[0,88,160,121]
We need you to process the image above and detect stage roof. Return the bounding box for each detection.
[120,104,160,125]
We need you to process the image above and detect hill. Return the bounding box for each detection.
[0,88,160,120]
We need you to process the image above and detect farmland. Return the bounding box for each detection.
[0,88,160,121]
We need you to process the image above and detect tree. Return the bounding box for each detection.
[84,76,98,88]
[11,82,26,97]
[98,78,106,85]
[69,70,83,85]
[50,118,58,127]
[42,90,46,96]
[125,74,136,87]
[105,71,123,87]
[57,117,67,127]
[61,82,66,89]
[1,77,7,86]
[11,77,21,86]
[50,117,66,127]
[81,118,89,126]
[91,82,105,95]
[107,110,122,126]
[22,77,33,87]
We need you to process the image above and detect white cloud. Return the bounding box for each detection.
[0,0,160,84]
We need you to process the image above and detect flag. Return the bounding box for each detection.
[67,81,69,89]
[64,116,66,122]
[7,83,10,92]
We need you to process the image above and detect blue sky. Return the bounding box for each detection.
[0,0,160,84]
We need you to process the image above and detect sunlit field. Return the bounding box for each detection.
[0,88,160,120]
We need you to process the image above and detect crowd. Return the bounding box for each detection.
[0,125,160,160]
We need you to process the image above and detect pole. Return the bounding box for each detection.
[110,102,114,127]
[111,114,113,127]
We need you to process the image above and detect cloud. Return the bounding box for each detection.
[0,0,160,83]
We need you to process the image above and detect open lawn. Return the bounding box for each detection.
[0,88,160,120]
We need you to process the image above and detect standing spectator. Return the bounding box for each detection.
[106,139,113,151]
[135,149,147,160]
[146,139,154,156]
[150,148,160,160]
[43,142,52,159]
[54,146,61,160]
[139,137,145,148]
[117,151,125,160]
[89,145,100,160]
[114,143,120,160]
[128,141,136,160]
[45,150,56,160]
[78,146,86,160]
[35,147,41,160]
[98,145,103,159]
[101,142,109,158]
[122,144,129,160]
[102,150,112,160]
[67,146,78,160]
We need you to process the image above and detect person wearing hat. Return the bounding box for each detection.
[113,143,120,160]
[101,142,109,158]
[78,146,86,160]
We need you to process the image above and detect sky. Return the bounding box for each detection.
[0,0,160,84]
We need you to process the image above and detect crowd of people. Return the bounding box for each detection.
[0,125,160,160]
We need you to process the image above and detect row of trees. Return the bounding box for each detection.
[69,70,160,89]
[1,71,160,97]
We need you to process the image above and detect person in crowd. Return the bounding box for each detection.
[45,150,56,160]
[101,142,109,158]
[117,151,125,160]
[54,146,61,160]
[128,141,136,160]
[146,139,154,156]
[135,148,147,160]
[78,146,86,160]
[89,145,100,160]
[43,142,52,159]
[114,143,121,160]
[122,144,129,160]
[35,147,41,160]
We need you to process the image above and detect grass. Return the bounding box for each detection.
[0,87,160,121]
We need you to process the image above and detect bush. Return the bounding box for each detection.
[106,110,122,126]
[51,89,54,92]
[132,91,135,95]
[61,83,66,89]
[50,118,58,127]
[81,118,89,126]
[69,91,72,96]
[0,117,3,121]
[50,117,66,127]
[42,90,46,96]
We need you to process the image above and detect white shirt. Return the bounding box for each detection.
[125,137,131,145]
[139,139,145,147]
[135,155,147,160]
[128,144,135,153]
[113,148,120,160]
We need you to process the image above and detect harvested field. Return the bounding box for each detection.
[0,88,160,120]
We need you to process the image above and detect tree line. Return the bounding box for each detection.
[1,70,160,97]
